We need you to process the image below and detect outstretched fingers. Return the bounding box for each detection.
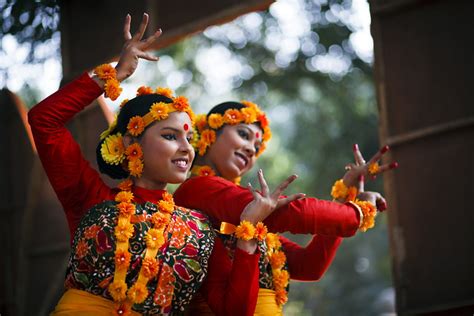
[257,169,270,196]
[123,14,132,40]
[142,29,162,48]
[272,174,298,199]
[132,13,149,41]
[353,144,367,166]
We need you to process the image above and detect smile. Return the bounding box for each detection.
[235,152,248,167]
[172,158,189,170]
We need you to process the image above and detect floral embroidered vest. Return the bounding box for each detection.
[65,201,215,315]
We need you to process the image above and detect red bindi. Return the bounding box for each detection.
[256,132,260,138]
[183,123,189,131]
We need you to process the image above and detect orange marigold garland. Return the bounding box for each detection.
[265,233,289,307]
[94,64,122,101]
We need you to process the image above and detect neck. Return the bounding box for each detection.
[133,177,167,191]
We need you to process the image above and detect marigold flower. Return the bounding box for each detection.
[162,192,174,203]
[269,250,287,270]
[156,87,174,98]
[195,114,208,132]
[115,249,131,270]
[117,202,135,217]
[241,107,258,124]
[115,220,134,242]
[275,289,288,306]
[257,113,269,128]
[101,133,125,165]
[331,179,349,200]
[117,179,133,191]
[262,126,272,142]
[158,200,174,214]
[94,64,117,80]
[75,239,88,259]
[200,129,216,146]
[104,79,122,101]
[198,166,215,177]
[208,113,224,129]
[137,86,153,96]
[368,162,380,175]
[151,211,171,229]
[145,228,165,249]
[254,222,268,241]
[273,269,289,289]
[127,283,149,304]
[119,99,129,108]
[84,225,101,239]
[223,109,243,125]
[265,233,281,250]
[115,191,134,203]
[142,257,159,278]
[150,102,169,121]
[235,220,256,241]
[356,200,377,232]
[172,96,189,111]
[127,116,145,136]
[125,143,143,160]
[108,280,127,301]
[241,100,260,112]
[197,139,208,156]
[347,186,358,202]
[128,159,144,178]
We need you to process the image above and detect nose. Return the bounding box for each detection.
[243,142,256,157]
[179,137,194,155]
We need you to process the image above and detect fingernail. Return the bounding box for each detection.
[158,28,162,33]
[371,175,377,180]
[353,144,359,151]
[380,145,390,154]
[358,175,365,182]
[389,162,399,169]
[378,201,387,212]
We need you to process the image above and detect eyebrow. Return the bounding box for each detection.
[239,125,262,141]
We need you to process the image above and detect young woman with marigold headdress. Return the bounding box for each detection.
[28,14,298,315]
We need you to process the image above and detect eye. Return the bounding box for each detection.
[162,134,177,141]
[255,144,261,153]
[186,134,194,143]
[237,129,249,140]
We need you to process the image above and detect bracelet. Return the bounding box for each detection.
[331,179,357,202]
[220,221,268,241]
[353,200,377,232]
[94,64,122,101]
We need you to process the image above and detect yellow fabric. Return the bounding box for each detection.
[51,289,140,315]
[254,288,283,316]
[220,222,237,235]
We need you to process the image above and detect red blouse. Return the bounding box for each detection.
[28,73,259,316]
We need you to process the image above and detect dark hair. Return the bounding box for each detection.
[207,101,246,116]
[96,94,173,179]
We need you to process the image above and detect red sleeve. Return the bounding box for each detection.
[279,235,342,281]
[28,73,112,237]
[174,176,360,237]
[200,238,260,316]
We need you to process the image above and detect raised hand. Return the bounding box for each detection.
[115,13,162,82]
[355,175,388,212]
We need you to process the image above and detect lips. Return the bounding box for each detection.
[234,152,248,168]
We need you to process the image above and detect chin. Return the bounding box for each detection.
[167,173,187,184]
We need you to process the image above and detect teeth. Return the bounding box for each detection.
[174,159,187,167]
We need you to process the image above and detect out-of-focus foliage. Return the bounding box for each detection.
[4,0,394,314]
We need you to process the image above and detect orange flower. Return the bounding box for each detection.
[241,100,260,112]
[172,96,189,111]
[257,113,269,128]
[273,269,289,289]
[114,249,131,270]
[223,109,243,125]
[254,222,268,241]
[200,129,216,145]
[75,239,88,259]
[150,102,169,121]
[117,179,133,191]
[156,87,174,98]
[356,200,377,232]
[241,107,258,124]
[94,64,116,80]
[145,228,165,249]
[275,289,288,306]
[125,143,143,160]
[142,257,159,278]
[127,283,149,304]
[195,114,208,132]
[330,179,348,200]
[137,86,153,96]
[265,233,281,250]
[347,186,358,202]
[115,191,134,203]
[269,250,287,270]
[108,280,127,301]
[262,126,272,142]
[208,113,224,129]
[158,200,174,214]
[115,219,134,242]
[198,166,215,177]
[119,99,129,108]
[117,202,135,217]
[128,159,144,178]
[368,162,380,175]
[197,139,208,156]
[235,220,256,241]
[150,212,171,229]
[101,133,125,165]
[127,116,145,136]
[104,79,122,101]
[84,225,101,239]
[162,192,174,203]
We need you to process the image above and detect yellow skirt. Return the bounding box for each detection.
[51,289,141,315]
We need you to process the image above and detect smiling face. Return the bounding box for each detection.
[132,111,194,189]
[205,123,263,180]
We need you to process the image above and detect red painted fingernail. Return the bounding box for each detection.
[358,174,365,182]
[378,201,387,212]
[353,144,359,151]
[380,145,389,154]
[371,175,377,180]
[389,162,399,169]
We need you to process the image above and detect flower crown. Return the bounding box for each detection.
[99,86,195,178]
[193,101,271,157]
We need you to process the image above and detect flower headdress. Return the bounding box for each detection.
[193,100,271,157]
[97,86,195,179]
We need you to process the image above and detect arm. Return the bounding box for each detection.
[28,73,112,237]
[200,238,260,316]
[174,176,360,237]
[280,235,342,281]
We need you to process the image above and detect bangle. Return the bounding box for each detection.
[331,179,358,202]
[94,64,122,101]
[353,200,377,232]
[220,221,268,241]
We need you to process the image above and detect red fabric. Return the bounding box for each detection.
[174,175,361,237]
[28,73,259,315]
[280,235,342,281]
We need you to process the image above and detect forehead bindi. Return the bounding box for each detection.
[183,123,189,131]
